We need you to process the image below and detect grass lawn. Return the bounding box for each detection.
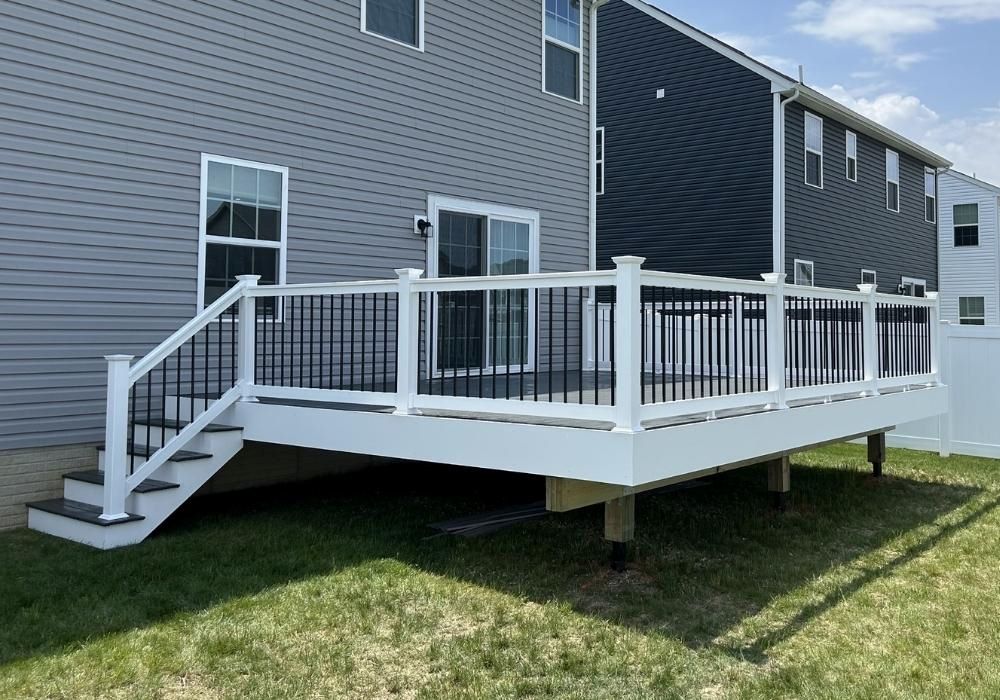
[2,444,1000,699]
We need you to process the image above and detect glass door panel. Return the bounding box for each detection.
[488,219,530,368]
[437,212,485,372]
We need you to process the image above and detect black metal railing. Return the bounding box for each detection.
[877,303,932,378]
[784,296,865,388]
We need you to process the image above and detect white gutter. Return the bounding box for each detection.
[775,86,801,276]
[588,0,611,272]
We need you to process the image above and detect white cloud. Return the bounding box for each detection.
[794,0,1000,62]
[817,84,1000,184]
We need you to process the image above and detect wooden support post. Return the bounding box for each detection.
[766,455,791,511]
[868,432,886,478]
[604,495,635,571]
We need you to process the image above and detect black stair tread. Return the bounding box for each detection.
[133,419,242,433]
[97,444,213,462]
[26,498,144,526]
[63,470,179,493]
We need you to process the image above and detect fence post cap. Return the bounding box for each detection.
[104,354,135,362]
[394,268,425,279]
[925,291,939,300]
[611,255,645,267]
[857,283,876,294]
[761,272,786,284]
[235,274,261,286]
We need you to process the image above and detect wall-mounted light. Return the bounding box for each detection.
[414,215,433,238]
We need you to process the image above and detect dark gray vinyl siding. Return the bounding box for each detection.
[595,0,773,277]
[0,0,592,450]
[785,102,938,291]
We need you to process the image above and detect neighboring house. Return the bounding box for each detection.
[0,0,601,530]
[937,170,1000,325]
[594,0,951,293]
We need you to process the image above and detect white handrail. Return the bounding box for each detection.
[413,269,616,292]
[128,281,249,384]
[247,279,399,297]
[640,269,775,295]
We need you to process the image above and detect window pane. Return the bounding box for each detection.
[545,42,579,100]
[366,0,418,46]
[205,199,231,237]
[258,207,280,241]
[886,150,899,182]
[926,196,936,223]
[925,170,936,197]
[545,0,581,47]
[846,131,857,158]
[259,170,282,207]
[955,225,979,246]
[233,166,257,203]
[207,162,232,199]
[887,181,899,211]
[954,203,979,226]
[253,247,278,285]
[231,203,257,239]
[805,114,822,153]
[847,158,857,181]
[806,152,822,187]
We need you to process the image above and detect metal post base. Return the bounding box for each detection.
[872,461,883,479]
[771,491,789,512]
[610,541,628,572]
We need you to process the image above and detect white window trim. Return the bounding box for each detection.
[900,276,926,297]
[924,168,936,223]
[541,0,583,104]
[804,112,824,189]
[793,259,815,286]
[861,268,877,286]
[959,296,986,325]
[360,0,425,52]
[595,126,605,196]
[953,202,980,247]
[424,195,541,377]
[197,153,289,314]
[886,149,900,213]
[846,130,858,182]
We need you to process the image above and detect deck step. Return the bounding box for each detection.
[98,444,214,462]
[26,498,144,526]
[137,419,242,433]
[63,470,179,493]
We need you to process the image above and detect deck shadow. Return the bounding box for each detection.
[0,449,986,668]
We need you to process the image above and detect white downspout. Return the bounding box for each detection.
[775,86,802,276]
[588,0,610,272]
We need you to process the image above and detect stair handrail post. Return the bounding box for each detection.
[926,291,941,382]
[236,275,260,401]
[393,268,424,415]
[612,256,645,433]
[857,283,880,396]
[761,273,787,409]
[100,354,134,521]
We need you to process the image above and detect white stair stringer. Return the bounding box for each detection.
[27,414,244,550]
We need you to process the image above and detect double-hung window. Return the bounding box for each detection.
[861,269,877,286]
[595,127,605,195]
[362,0,423,50]
[199,155,287,316]
[794,259,815,286]
[924,169,937,223]
[954,203,980,246]
[543,0,582,102]
[846,131,858,182]
[959,296,986,325]
[804,113,823,188]
[901,276,926,298]
[886,149,900,212]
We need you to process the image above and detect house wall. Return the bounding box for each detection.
[784,102,938,291]
[937,173,1000,324]
[595,0,774,277]
[0,0,593,453]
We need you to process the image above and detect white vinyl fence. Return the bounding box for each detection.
[890,323,1000,458]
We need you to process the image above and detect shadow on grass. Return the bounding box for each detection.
[0,447,988,667]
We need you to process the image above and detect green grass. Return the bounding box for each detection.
[2,445,1000,699]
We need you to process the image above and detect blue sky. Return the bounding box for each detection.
[645,0,1000,183]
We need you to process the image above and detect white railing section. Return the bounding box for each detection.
[99,259,942,519]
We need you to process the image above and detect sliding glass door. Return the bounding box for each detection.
[435,210,533,374]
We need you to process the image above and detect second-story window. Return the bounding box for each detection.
[543,0,582,102]
[846,131,858,182]
[363,0,423,49]
[954,203,980,246]
[924,169,937,223]
[804,113,823,188]
[886,149,900,212]
[595,127,605,195]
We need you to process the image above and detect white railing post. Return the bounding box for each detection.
[393,268,424,415]
[761,273,787,409]
[236,274,260,401]
[612,256,645,433]
[857,283,880,396]
[926,292,941,382]
[937,319,952,457]
[100,354,134,521]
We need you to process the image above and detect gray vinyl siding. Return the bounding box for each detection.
[784,102,938,291]
[595,0,773,277]
[0,0,592,450]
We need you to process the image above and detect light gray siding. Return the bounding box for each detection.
[0,0,593,449]
[938,172,1000,324]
